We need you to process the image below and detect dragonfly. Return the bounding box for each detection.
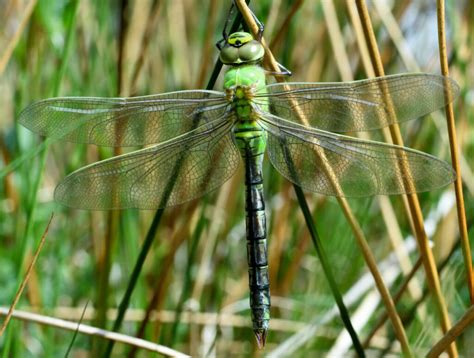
[19,31,459,347]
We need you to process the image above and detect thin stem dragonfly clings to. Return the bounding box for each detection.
[19,31,459,347]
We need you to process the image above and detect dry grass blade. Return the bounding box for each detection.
[334,200,412,357]
[195,0,218,88]
[269,238,421,356]
[427,305,474,357]
[130,0,162,93]
[0,137,19,212]
[234,0,412,356]
[347,0,423,303]
[436,0,474,303]
[321,0,352,81]
[354,1,457,356]
[131,208,195,343]
[5,0,470,354]
[0,307,189,357]
[268,0,303,52]
[334,4,420,302]
[362,257,422,348]
[0,213,53,337]
[346,0,375,78]
[20,306,310,332]
[371,0,420,72]
[0,0,38,75]
[323,1,421,353]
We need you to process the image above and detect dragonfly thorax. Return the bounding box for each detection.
[223,64,268,123]
[226,85,258,122]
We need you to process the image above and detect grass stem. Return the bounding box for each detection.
[436,0,474,304]
[293,185,365,357]
[235,1,412,355]
[102,3,249,355]
[354,1,457,356]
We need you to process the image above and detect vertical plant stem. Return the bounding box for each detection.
[127,213,192,357]
[169,205,206,346]
[130,0,161,94]
[94,1,129,354]
[0,0,38,75]
[294,185,365,357]
[5,3,78,355]
[354,1,457,357]
[436,0,474,303]
[362,257,422,348]
[0,214,53,337]
[427,305,474,357]
[18,0,78,289]
[235,1,413,356]
[268,0,303,51]
[103,3,250,355]
[103,208,165,358]
[195,0,218,88]
[336,197,413,357]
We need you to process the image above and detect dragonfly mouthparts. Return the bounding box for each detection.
[254,328,268,349]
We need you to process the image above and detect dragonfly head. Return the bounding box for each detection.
[219,32,264,65]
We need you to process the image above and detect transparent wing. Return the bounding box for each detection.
[19,90,229,146]
[54,116,240,209]
[256,73,459,132]
[261,113,455,197]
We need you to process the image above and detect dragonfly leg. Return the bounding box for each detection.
[216,0,238,50]
[265,63,292,77]
[245,5,265,41]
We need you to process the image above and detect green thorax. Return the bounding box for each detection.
[224,64,266,91]
[224,64,268,158]
[224,64,268,121]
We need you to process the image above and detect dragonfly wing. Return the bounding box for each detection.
[54,117,240,209]
[258,73,459,132]
[262,113,455,197]
[19,90,229,146]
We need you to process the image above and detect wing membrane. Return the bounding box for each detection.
[262,113,455,197]
[19,90,229,146]
[257,73,459,132]
[54,116,239,209]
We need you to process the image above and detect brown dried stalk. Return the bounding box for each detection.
[234,0,413,356]
[436,0,474,303]
[354,1,457,356]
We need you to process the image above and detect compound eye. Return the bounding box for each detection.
[239,40,264,62]
[220,45,239,64]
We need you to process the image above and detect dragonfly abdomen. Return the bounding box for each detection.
[233,124,270,347]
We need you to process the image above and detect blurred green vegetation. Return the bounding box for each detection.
[0,0,473,356]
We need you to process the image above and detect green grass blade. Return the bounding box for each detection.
[15,0,78,309]
[102,3,250,355]
[102,208,165,357]
[293,184,365,357]
[168,203,207,346]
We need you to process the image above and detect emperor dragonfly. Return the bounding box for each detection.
[19,31,459,347]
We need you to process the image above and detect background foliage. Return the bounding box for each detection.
[0,0,473,356]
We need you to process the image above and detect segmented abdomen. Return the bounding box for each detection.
[233,123,270,342]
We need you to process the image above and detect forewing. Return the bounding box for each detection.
[54,117,240,209]
[19,90,229,146]
[259,73,459,132]
[262,114,455,197]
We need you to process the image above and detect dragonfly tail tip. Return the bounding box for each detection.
[254,329,268,348]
